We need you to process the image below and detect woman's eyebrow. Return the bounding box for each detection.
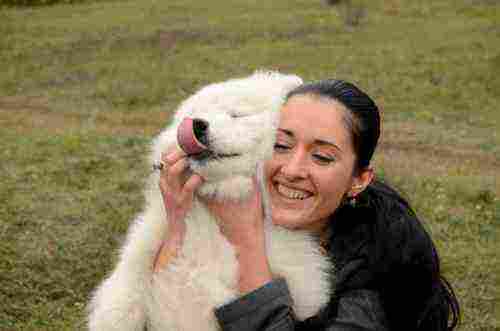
[314,139,342,152]
[277,128,342,152]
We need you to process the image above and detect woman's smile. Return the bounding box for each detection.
[275,182,313,200]
[272,180,315,207]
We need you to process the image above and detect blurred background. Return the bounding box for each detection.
[0,0,498,330]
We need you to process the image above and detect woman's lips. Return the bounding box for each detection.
[271,181,314,205]
[276,183,313,200]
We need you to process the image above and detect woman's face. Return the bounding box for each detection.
[264,95,371,232]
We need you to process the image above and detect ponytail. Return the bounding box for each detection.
[416,272,460,330]
[329,179,460,331]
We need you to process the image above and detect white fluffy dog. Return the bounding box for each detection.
[88,71,331,331]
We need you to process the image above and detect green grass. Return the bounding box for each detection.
[1,0,499,330]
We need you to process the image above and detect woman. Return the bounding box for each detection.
[155,79,460,330]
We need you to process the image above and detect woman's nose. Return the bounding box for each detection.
[280,149,308,180]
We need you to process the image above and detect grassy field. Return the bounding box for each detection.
[1,0,499,330]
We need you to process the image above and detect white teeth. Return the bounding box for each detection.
[277,184,311,200]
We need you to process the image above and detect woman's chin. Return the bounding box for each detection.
[270,206,311,229]
[269,196,331,232]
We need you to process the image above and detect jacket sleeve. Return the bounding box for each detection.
[214,278,389,331]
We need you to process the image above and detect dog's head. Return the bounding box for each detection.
[151,71,302,200]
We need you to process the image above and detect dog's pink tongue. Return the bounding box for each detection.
[177,118,208,155]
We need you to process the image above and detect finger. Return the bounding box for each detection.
[158,172,172,199]
[158,145,177,172]
[166,157,190,191]
[159,147,177,170]
[162,148,186,166]
[182,174,204,198]
[168,157,189,176]
[158,160,169,183]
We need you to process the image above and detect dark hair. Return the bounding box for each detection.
[286,80,460,331]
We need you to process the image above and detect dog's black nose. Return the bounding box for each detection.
[192,118,209,147]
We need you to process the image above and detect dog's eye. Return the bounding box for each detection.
[230,113,246,119]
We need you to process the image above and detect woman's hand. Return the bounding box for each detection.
[153,148,204,273]
[204,179,273,294]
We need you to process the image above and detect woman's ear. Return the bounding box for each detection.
[349,166,374,197]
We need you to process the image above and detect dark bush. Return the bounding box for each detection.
[1,0,90,6]
[325,0,343,5]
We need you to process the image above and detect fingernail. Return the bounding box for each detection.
[166,154,175,163]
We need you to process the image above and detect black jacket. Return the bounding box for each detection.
[215,277,389,331]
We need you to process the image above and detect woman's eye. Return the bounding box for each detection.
[274,143,290,152]
[313,154,335,164]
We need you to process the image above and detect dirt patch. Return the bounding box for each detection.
[156,29,219,49]
[0,96,170,136]
[379,140,499,169]
[376,120,499,194]
[158,31,178,50]
[109,28,229,53]
[376,141,499,195]
[0,96,50,111]
[467,0,500,5]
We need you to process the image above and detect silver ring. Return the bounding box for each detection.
[153,161,166,171]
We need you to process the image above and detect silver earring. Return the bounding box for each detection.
[348,185,363,207]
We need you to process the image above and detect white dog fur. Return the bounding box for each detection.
[88,71,332,331]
